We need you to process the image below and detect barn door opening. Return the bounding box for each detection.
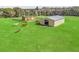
[44,20,49,26]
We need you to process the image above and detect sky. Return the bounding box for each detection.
[0,0,79,8]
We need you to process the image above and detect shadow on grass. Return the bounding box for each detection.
[12,19,22,22]
[35,23,52,28]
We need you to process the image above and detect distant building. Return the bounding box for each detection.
[36,16,64,27]
[22,16,35,21]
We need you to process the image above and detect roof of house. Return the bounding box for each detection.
[48,16,64,21]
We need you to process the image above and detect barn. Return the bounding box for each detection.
[36,16,64,27]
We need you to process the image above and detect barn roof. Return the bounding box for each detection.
[48,16,64,21]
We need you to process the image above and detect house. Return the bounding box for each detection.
[36,16,64,27]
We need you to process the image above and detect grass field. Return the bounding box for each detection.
[0,16,79,52]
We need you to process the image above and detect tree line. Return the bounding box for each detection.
[0,6,79,17]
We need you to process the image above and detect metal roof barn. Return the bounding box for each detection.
[37,16,64,27]
[48,16,64,21]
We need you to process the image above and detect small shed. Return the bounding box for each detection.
[37,16,64,27]
[22,16,35,21]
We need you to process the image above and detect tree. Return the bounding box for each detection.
[2,8,16,17]
[0,9,3,17]
[13,7,22,17]
[35,6,39,16]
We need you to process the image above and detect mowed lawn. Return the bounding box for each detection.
[0,16,79,52]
